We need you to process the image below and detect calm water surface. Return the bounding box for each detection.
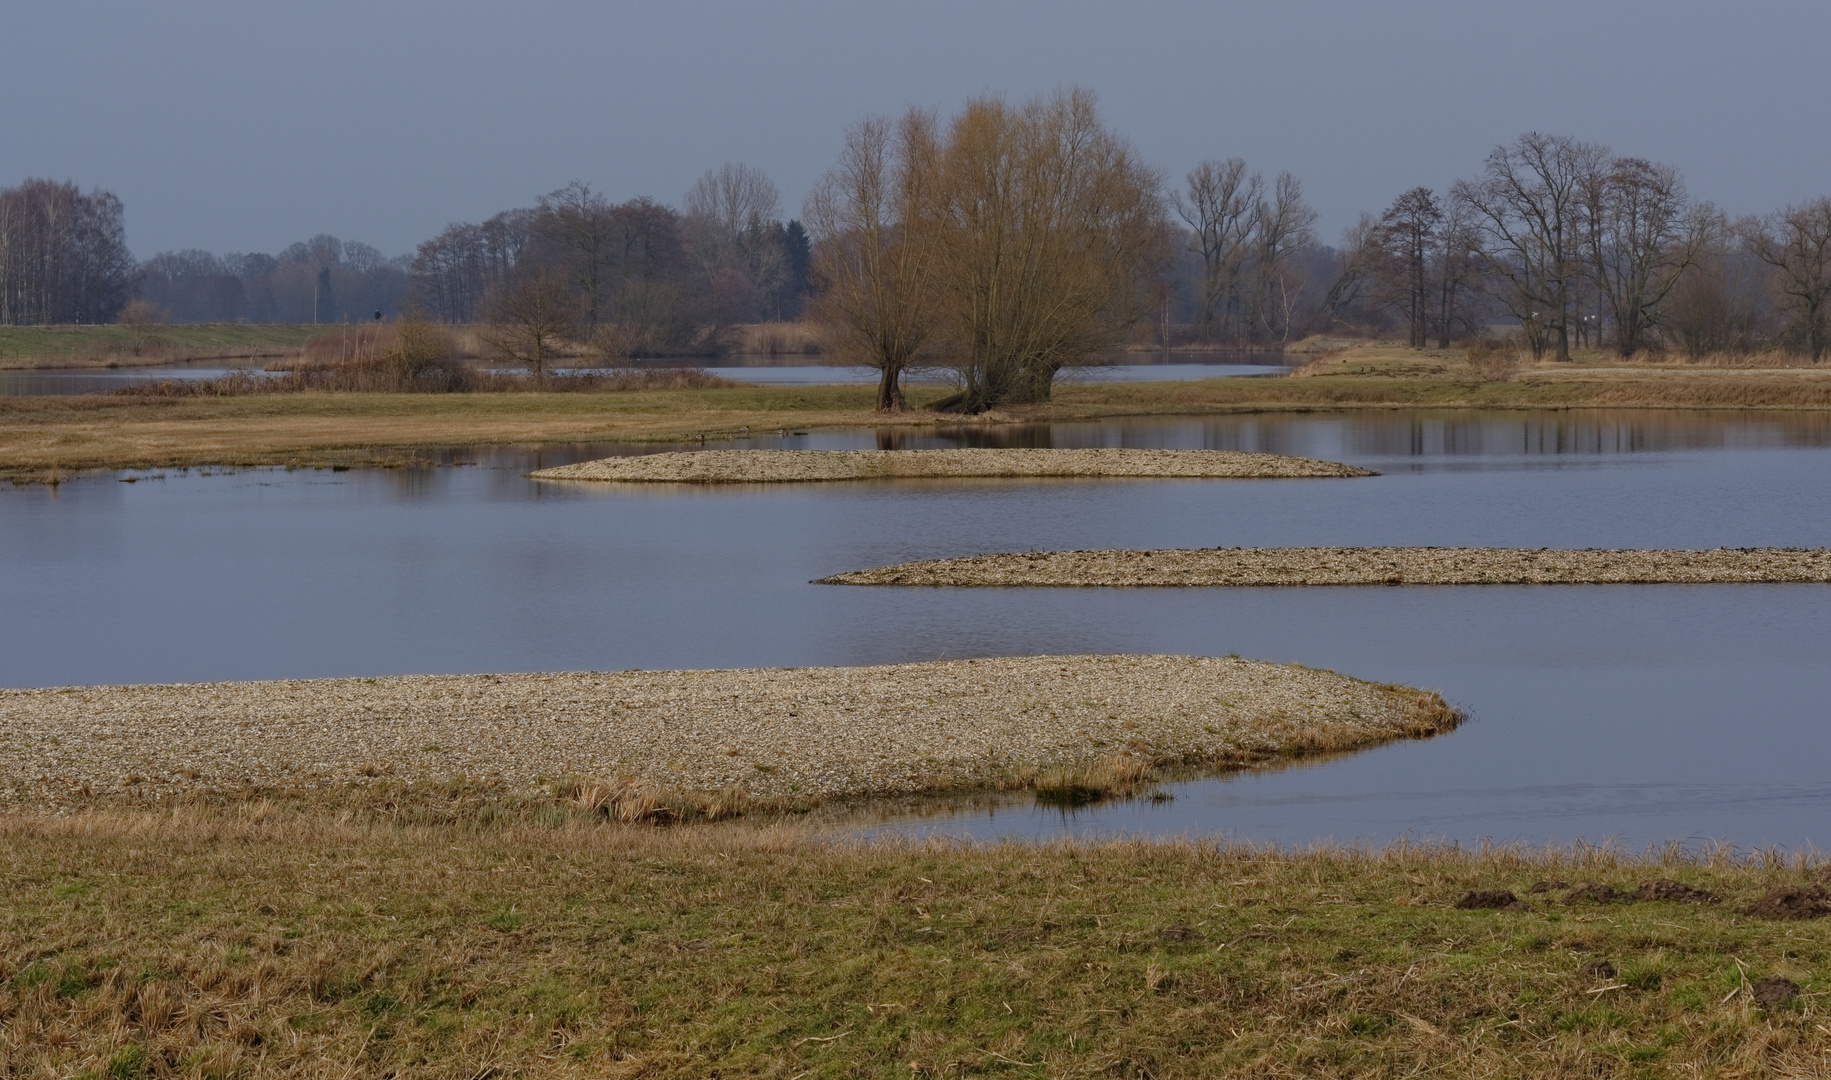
[3,410,1828,849]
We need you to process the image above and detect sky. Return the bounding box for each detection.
[6,1,1829,260]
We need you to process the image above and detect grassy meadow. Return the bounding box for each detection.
[0,325,323,369]
[1,808,1826,1077]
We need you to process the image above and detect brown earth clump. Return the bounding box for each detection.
[1752,977,1802,1009]
[1528,879,1570,894]
[1635,878,1721,903]
[0,655,1457,812]
[820,546,1831,587]
[1454,889,1527,910]
[1565,882,1626,903]
[528,447,1374,484]
[1743,885,1831,920]
[1581,960,1619,979]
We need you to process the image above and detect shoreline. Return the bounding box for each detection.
[0,655,1456,814]
[7,373,1831,481]
[819,546,1831,587]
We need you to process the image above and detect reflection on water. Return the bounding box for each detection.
[3,410,1830,849]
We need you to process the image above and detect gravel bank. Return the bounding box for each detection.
[818,547,1831,587]
[527,448,1373,483]
[0,656,1453,811]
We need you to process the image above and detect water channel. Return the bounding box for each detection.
[3,410,1828,850]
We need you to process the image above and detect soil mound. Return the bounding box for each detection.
[1565,882,1624,903]
[1454,889,1526,910]
[1634,879,1719,903]
[1580,960,1618,979]
[1742,885,1830,921]
[1752,977,1801,1008]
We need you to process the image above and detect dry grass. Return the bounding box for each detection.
[529,448,1373,484]
[0,809,1826,1078]
[820,546,1831,588]
[727,322,827,356]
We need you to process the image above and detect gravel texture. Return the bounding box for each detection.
[527,448,1374,484]
[818,546,1831,587]
[0,656,1453,810]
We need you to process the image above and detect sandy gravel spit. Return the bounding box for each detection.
[0,656,1452,810]
[527,448,1374,484]
[818,547,1831,588]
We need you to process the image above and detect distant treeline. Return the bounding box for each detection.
[8,111,1830,371]
[409,171,811,353]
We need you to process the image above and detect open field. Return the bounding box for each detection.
[528,448,1372,484]
[0,656,1455,814]
[819,547,1831,588]
[0,325,322,369]
[1,811,1826,1078]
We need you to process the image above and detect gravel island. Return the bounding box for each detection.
[0,655,1454,810]
[527,447,1374,483]
[818,546,1831,587]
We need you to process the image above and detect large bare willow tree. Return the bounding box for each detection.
[925,90,1168,411]
[806,88,1167,413]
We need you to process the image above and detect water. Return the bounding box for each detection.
[0,353,1284,394]
[3,410,1829,849]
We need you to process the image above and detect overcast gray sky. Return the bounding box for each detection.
[7,1,1827,259]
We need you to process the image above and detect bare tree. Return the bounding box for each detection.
[1317,213,1380,330]
[481,271,579,385]
[0,179,135,325]
[917,88,1168,411]
[1666,211,1769,358]
[533,182,618,332]
[805,111,940,411]
[1374,188,1444,348]
[684,163,786,329]
[1453,133,1608,360]
[1580,158,1712,356]
[1249,172,1317,341]
[1744,198,1831,361]
[1172,159,1260,340]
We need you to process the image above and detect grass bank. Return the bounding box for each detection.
[1,810,1826,1077]
[8,358,1831,481]
[0,325,321,369]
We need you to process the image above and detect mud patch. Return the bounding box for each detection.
[1565,883,1624,904]
[1580,960,1618,979]
[1752,977,1801,1009]
[1528,880,1569,894]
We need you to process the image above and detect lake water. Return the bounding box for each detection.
[0,353,1285,394]
[2,410,1828,850]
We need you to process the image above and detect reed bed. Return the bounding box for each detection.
[0,811,1825,1078]
[0,655,1453,814]
[819,546,1831,588]
[528,448,1374,484]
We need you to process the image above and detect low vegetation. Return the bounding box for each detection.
[0,324,319,369]
[1,809,1826,1078]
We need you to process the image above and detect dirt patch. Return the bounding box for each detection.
[528,447,1375,484]
[1634,879,1720,903]
[1454,889,1527,911]
[820,546,1831,588]
[1581,960,1618,979]
[1565,883,1625,904]
[1157,925,1203,943]
[1752,977,1801,1009]
[1742,886,1830,921]
[1528,880,1569,894]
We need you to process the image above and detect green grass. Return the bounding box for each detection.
[0,324,319,368]
[0,808,1825,1077]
